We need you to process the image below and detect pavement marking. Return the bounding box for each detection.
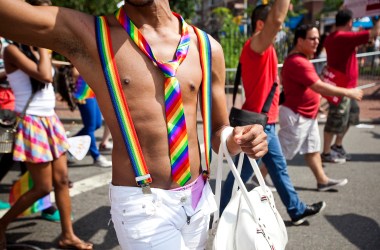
[0,171,112,217]
[51,171,112,203]
[1,145,204,217]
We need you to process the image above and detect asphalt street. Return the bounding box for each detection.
[0,123,379,250]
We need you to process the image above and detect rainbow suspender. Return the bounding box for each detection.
[95,16,212,187]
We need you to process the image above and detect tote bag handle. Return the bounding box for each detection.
[213,127,268,225]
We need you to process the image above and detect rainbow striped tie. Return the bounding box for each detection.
[115,8,191,186]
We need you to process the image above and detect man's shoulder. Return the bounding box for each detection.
[284,54,309,68]
[241,41,274,59]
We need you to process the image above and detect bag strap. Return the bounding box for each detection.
[261,82,278,114]
[231,62,242,106]
[95,16,213,185]
[213,127,277,248]
[231,62,277,114]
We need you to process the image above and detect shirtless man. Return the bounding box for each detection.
[0,0,267,249]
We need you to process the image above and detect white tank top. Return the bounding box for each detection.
[7,69,55,116]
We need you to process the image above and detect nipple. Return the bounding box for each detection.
[123,78,130,85]
[189,83,196,92]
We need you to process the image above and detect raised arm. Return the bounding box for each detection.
[4,45,52,82]
[210,37,267,158]
[250,0,290,54]
[0,0,94,60]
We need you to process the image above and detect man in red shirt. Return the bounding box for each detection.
[279,24,362,191]
[322,9,380,163]
[221,0,328,226]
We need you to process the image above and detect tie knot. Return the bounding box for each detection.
[158,61,178,78]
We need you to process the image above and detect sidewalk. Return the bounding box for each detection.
[55,82,380,124]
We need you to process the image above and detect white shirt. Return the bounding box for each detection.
[7,69,55,116]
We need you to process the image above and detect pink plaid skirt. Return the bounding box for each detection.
[13,114,69,163]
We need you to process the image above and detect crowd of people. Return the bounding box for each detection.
[0,0,378,249]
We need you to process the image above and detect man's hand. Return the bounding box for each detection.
[228,124,268,159]
[347,88,363,101]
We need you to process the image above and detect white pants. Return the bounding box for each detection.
[109,182,217,250]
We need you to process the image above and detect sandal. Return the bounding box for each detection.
[58,239,93,250]
[98,142,112,152]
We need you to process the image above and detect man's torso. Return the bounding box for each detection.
[240,41,279,124]
[324,30,369,88]
[281,53,320,119]
[66,14,205,189]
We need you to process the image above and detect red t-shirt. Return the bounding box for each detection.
[240,40,279,124]
[324,30,369,88]
[281,53,320,119]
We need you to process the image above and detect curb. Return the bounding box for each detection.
[60,117,380,125]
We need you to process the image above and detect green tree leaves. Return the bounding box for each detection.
[52,0,122,15]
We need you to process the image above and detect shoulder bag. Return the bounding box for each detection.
[229,62,277,127]
[212,127,288,250]
[0,93,35,153]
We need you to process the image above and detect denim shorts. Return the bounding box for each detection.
[109,181,217,250]
[324,97,360,134]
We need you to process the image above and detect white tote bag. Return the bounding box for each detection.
[212,127,288,250]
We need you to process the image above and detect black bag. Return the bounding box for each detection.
[0,109,17,153]
[229,62,277,128]
[229,107,268,127]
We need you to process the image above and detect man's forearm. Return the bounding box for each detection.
[269,0,291,27]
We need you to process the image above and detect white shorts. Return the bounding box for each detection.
[278,106,321,160]
[109,181,217,250]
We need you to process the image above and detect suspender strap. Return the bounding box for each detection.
[95,16,151,186]
[95,16,213,184]
[193,26,212,176]
[232,62,277,114]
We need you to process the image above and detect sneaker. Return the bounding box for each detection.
[331,145,351,161]
[291,201,326,226]
[94,155,112,168]
[0,200,11,210]
[252,175,277,192]
[317,178,348,192]
[321,152,346,164]
[41,209,61,222]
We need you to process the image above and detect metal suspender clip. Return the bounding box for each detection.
[141,184,152,195]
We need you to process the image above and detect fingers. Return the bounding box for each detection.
[233,124,268,159]
[352,89,363,101]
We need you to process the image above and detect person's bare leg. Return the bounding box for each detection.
[322,131,335,154]
[52,153,92,249]
[260,163,268,178]
[304,152,329,184]
[100,123,111,145]
[0,162,52,248]
[334,127,349,146]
